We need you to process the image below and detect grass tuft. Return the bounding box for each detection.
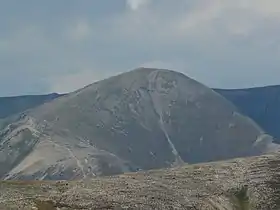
[232,185,251,210]
[34,200,56,210]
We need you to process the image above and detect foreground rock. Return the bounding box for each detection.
[0,152,280,209]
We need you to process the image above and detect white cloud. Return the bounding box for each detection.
[49,70,102,93]
[126,0,150,11]
[2,25,51,54]
[2,0,280,95]
[43,0,280,89]
[242,0,280,17]
[0,39,9,51]
[66,19,91,41]
[117,0,280,42]
[48,69,121,94]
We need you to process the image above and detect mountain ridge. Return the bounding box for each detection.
[1,73,279,143]
[215,85,280,142]
[0,93,61,119]
[0,68,276,180]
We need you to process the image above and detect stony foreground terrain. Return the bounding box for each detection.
[1,152,280,210]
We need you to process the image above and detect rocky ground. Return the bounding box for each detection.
[0,151,280,209]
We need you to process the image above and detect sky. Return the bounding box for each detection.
[1,0,280,96]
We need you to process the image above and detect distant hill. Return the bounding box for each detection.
[0,68,274,180]
[216,85,280,142]
[0,93,61,119]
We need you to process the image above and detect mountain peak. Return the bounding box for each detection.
[125,67,189,79]
[0,68,274,180]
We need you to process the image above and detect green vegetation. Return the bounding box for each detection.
[34,200,56,210]
[34,199,86,210]
[232,185,251,210]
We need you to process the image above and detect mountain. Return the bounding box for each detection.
[0,93,61,119]
[216,85,280,142]
[0,68,276,180]
[1,151,280,209]
[1,82,280,145]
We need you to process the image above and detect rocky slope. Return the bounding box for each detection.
[0,68,276,180]
[1,151,280,209]
[1,83,280,145]
[216,85,280,142]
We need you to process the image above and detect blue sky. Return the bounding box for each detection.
[1,0,280,96]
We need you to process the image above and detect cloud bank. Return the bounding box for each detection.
[1,0,280,96]
[126,0,150,10]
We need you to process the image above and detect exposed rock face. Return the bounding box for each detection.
[1,152,280,209]
[0,68,276,180]
[216,85,280,142]
[2,86,280,145]
[1,80,280,146]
